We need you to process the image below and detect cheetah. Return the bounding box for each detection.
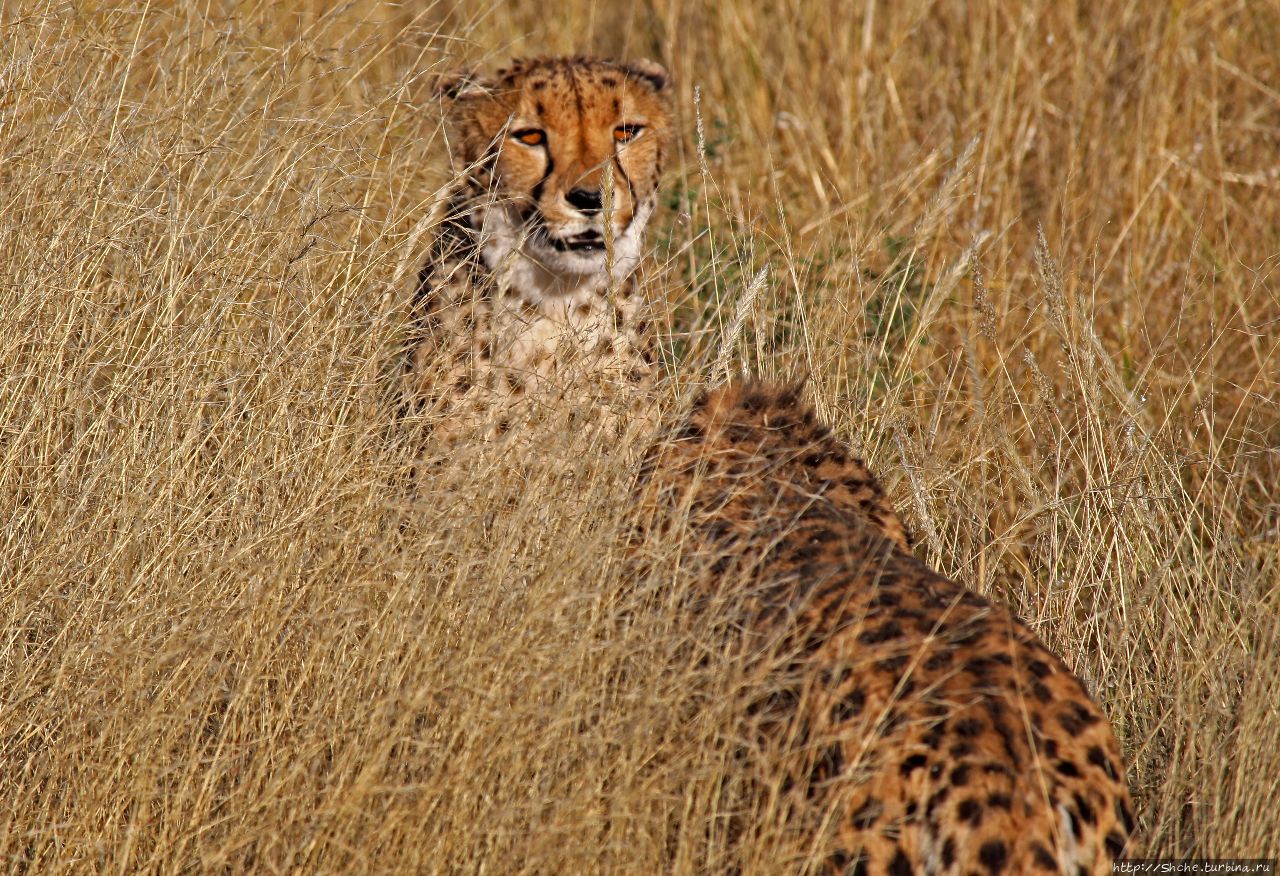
[406,56,673,437]
[641,381,1134,873]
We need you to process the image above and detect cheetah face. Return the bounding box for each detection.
[437,57,672,279]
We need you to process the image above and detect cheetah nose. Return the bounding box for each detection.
[566,187,603,215]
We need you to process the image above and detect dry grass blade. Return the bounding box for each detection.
[2,1,1278,872]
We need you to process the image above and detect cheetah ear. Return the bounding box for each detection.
[433,69,489,101]
[623,58,670,93]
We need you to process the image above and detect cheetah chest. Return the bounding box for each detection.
[413,266,655,436]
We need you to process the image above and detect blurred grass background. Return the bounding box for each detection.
[1,0,1277,871]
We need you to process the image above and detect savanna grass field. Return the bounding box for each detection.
[3,0,1278,872]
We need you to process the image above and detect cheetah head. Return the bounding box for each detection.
[436,56,672,282]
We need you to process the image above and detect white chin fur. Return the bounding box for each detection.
[476,197,654,298]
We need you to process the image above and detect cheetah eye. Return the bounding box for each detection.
[613,124,645,143]
[512,128,546,147]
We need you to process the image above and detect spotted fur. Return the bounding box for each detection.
[641,381,1134,874]
[405,56,673,437]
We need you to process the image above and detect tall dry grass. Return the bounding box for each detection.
[1,0,1277,872]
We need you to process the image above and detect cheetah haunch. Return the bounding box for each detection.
[642,381,1134,874]
[406,56,673,437]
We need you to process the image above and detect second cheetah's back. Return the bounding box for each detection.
[641,381,1134,873]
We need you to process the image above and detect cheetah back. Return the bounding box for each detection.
[642,381,1134,874]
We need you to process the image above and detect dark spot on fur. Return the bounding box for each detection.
[1032,842,1057,869]
[809,744,845,792]
[1032,682,1053,702]
[954,717,984,737]
[675,421,703,441]
[851,797,882,829]
[813,526,843,545]
[859,621,904,645]
[882,710,904,733]
[1074,702,1102,726]
[978,839,1008,873]
[873,590,901,608]
[991,718,1021,767]
[950,764,971,787]
[1073,792,1096,825]
[896,607,927,624]
[1028,659,1052,678]
[873,570,900,588]
[987,792,1012,810]
[1087,744,1120,780]
[789,541,824,562]
[899,753,928,776]
[940,837,956,867]
[889,847,912,876]
[966,656,995,677]
[1118,800,1135,833]
[748,686,798,719]
[832,688,865,721]
[875,655,910,674]
[1105,830,1126,858]
[957,797,983,826]
[924,651,953,670]
[1057,760,1082,778]
[821,665,852,687]
[828,848,861,873]
[949,741,973,758]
